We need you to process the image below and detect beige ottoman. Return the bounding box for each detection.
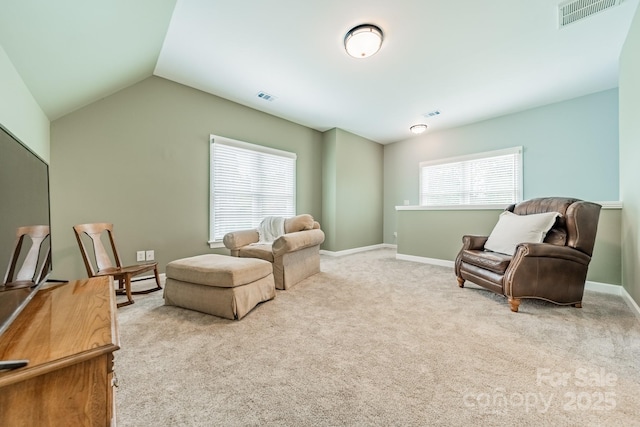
[164,254,275,320]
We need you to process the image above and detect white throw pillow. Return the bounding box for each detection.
[484,211,561,256]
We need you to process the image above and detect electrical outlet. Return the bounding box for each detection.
[145,250,155,261]
[136,251,145,262]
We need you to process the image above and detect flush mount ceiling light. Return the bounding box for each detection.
[410,124,428,134]
[344,24,383,58]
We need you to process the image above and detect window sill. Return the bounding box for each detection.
[208,241,225,249]
[396,204,510,211]
[395,201,622,211]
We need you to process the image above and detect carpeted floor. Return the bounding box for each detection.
[115,249,640,426]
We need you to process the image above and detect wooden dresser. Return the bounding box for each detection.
[0,276,120,426]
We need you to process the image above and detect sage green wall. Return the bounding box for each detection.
[620,4,640,304]
[397,209,499,260]
[383,89,620,245]
[322,128,383,252]
[0,43,49,161]
[50,76,323,280]
[322,129,338,250]
[396,208,621,285]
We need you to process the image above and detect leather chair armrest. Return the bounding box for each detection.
[272,229,325,257]
[513,242,591,265]
[505,242,592,303]
[455,235,489,279]
[461,235,489,251]
[223,229,259,250]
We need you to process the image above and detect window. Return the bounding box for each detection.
[419,147,522,207]
[209,135,296,243]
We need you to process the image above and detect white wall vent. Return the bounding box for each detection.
[558,0,623,28]
[423,110,442,118]
[257,91,277,102]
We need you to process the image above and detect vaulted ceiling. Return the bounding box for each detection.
[1,0,637,144]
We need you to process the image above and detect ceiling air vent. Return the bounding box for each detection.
[423,110,441,118]
[257,91,277,102]
[558,0,623,28]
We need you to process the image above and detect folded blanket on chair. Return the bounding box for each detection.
[256,216,285,244]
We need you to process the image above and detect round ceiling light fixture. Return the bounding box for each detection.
[410,124,428,134]
[344,24,383,58]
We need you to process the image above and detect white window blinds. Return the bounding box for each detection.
[210,135,296,242]
[419,147,522,206]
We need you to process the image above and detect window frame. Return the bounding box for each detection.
[418,146,523,208]
[209,135,297,247]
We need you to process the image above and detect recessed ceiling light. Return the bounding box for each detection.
[410,124,428,134]
[344,24,383,58]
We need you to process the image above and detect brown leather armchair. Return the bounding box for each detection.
[455,197,601,312]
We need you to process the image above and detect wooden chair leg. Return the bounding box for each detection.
[117,274,134,308]
[508,297,521,312]
[573,302,582,308]
[456,277,465,288]
[152,266,162,291]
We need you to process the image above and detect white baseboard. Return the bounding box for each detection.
[320,243,396,257]
[395,253,640,318]
[583,282,640,318]
[621,287,640,319]
[396,253,455,268]
[584,280,620,295]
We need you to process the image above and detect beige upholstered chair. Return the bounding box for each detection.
[455,197,601,312]
[223,214,325,290]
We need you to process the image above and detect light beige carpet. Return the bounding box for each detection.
[115,249,640,426]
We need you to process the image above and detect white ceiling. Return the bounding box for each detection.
[1,0,638,144]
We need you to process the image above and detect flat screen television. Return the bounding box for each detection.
[0,123,52,338]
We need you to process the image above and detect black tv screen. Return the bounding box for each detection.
[0,123,51,337]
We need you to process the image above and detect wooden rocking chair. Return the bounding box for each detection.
[73,223,162,307]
